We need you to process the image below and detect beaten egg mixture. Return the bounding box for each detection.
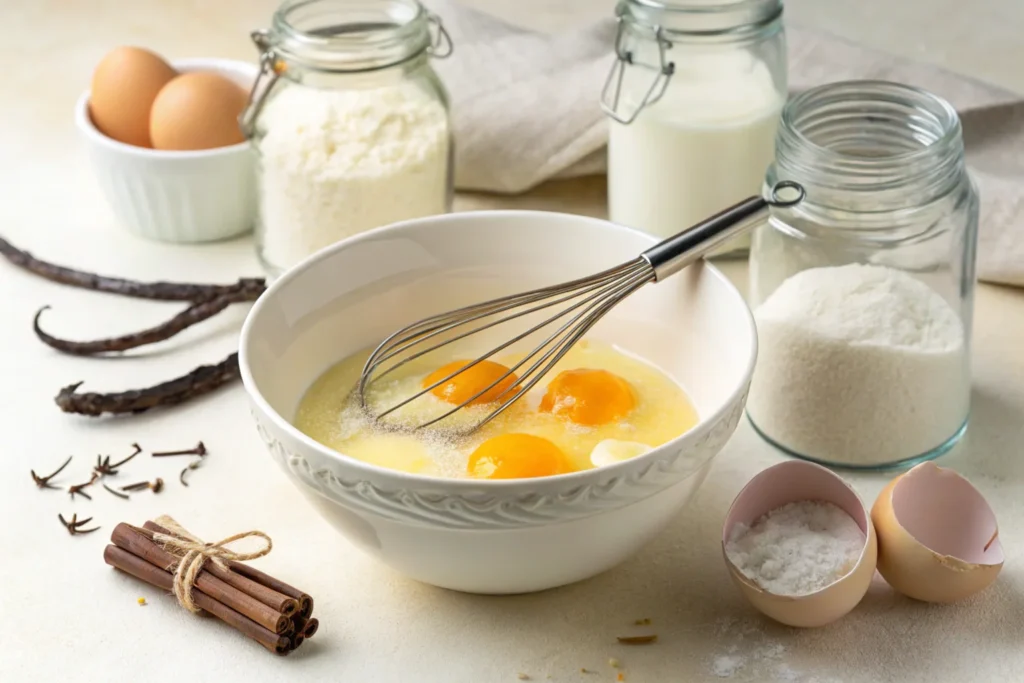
[293,339,699,480]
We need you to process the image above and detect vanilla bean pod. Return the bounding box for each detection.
[55,353,240,416]
[0,235,265,302]
[0,235,264,415]
[33,290,256,356]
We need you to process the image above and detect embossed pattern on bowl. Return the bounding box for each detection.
[240,210,757,593]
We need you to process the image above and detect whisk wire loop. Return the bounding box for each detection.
[369,258,654,426]
[412,261,656,431]
[366,258,651,388]
[358,181,806,435]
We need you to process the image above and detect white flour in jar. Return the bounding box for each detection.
[746,263,968,466]
[257,82,450,274]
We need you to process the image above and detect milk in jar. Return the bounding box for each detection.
[602,0,787,256]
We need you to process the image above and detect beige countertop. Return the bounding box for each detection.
[2,1,1022,682]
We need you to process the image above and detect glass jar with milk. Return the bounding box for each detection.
[602,0,786,257]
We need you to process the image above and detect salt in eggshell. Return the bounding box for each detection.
[870,461,1003,603]
[721,459,877,628]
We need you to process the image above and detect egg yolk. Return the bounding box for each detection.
[423,360,519,405]
[467,433,573,479]
[539,368,637,426]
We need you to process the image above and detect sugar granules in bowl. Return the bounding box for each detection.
[725,501,865,596]
[746,263,969,467]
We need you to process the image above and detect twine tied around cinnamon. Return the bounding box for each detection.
[150,515,273,613]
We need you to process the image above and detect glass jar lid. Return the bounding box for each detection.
[239,0,452,137]
[600,0,783,124]
[265,0,450,72]
[775,80,964,200]
[621,0,783,37]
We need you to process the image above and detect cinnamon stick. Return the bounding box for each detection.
[111,523,290,634]
[144,520,314,617]
[229,561,314,618]
[104,545,289,656]
[302,618,319,639]
[140,521,299,616]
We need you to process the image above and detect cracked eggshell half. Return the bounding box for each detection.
[871,461,1003,603]
[722,460,877,628]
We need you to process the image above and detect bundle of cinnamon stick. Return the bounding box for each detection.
[103,520,318,656]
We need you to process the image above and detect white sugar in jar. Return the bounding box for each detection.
[747,264,970,468]
[602,0,786,257]
[748,81,979,469]
[242,0,454,278]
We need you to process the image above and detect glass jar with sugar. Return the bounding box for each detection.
[241,0,454,278]
[747,80,979,470]
[601,0,787,257]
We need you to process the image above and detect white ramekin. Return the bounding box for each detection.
[239,210,758,594]
[75,57,258,244]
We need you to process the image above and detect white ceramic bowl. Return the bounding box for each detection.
[75,57,258,243]
[240,211,757,594]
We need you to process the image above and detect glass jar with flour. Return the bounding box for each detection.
[747,80,979,470]
[601,0,786,257]
[241,0,454,278]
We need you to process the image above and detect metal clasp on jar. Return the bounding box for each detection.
[425,12,454,58]
[238,12,453,139]
[600,17,675,125]
[238,29,283,140]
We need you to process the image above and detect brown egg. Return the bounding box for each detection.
[149,72,248,151]
[89,46,177,147]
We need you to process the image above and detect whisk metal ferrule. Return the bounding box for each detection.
[642,180,805,280]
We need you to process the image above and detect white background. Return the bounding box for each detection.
[2,1,1022,681]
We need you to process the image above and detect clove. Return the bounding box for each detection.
[152,441,206,458]
[121,478,163,494]
[68,473,99,500]
[102,483,130,500]
[58,512,99,535]
[179,459,202,487]
[31,455,72,490]
[93,443,143,477]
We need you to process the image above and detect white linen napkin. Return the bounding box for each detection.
[427,0,1024,288]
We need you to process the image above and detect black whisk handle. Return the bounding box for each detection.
[640,180,805,281]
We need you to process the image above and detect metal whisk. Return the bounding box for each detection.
[359,181,805,435]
